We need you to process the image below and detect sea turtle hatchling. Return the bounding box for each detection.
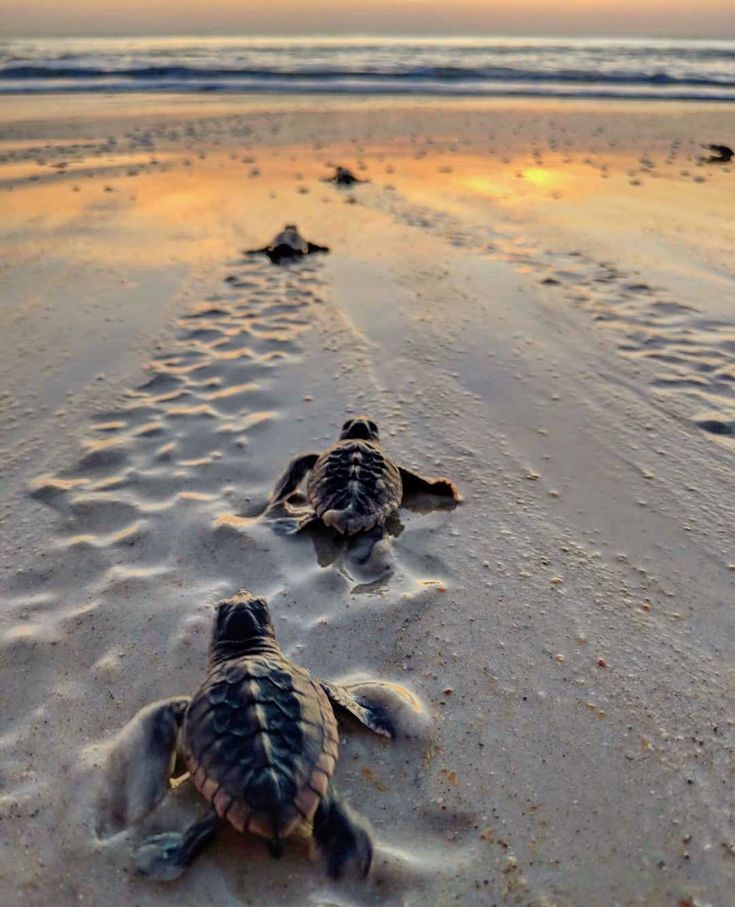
[326,166,367,186]
[704,143,734,164]
[95,590,422,881]
[268,416,461,535]
[245,224,330,264]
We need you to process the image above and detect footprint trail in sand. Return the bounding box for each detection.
[373,188,735,441]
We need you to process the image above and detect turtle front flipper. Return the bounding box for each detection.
[269,452,319,505]
[95,697,190,837]
[136,809,224,881]
[321,680,395,738]
[322,680,430,740]
[306,241,330,254]
[313,791,373,880]
[398,466,462,502]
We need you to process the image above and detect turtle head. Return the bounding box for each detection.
[211,590,276,661]
[340,417,380,442]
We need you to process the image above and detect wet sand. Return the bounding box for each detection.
[0,95,734,907]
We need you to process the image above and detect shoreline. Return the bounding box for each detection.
[4,89,735,102]
[3,91,735,116]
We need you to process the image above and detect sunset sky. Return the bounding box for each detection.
[2,0,735,38]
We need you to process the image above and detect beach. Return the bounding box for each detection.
[0,93,734,906]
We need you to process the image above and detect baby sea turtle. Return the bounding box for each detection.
[268,416,461,535]
[246,224,330,264]
[96,591,420,881]
[704,143,733,164]
[326,166,367,186]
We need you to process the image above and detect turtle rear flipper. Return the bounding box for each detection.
[95,697,189,837]
[313,791,373,880]
[270,511,319,536]
[399,466,462,502]
[320,504,382,536]
[136,809,223,881]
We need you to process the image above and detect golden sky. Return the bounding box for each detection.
[2,0,734,38]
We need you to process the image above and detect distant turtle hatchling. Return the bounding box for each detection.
[704,143,733,164]
[245,224,329,264]
[325,165,367,186]
[268,416,462,534]
[96,591,423,881]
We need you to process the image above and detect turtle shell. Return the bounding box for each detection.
[183,653,339,841]
[306,439,403,534]
[272,227,308,255]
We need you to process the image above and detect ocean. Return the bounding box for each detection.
[1,35,735,101]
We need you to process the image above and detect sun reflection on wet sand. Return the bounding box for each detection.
[458,161,586,204]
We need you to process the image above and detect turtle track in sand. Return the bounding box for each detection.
[18,257,316,598]
[370,189,735,445]
[0,256,327,898]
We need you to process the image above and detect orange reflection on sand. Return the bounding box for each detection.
[521,166,566,190]
[462,174,505,197]
[463,164,572,201]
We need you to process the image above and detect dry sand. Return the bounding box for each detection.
[0,95,733,907]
